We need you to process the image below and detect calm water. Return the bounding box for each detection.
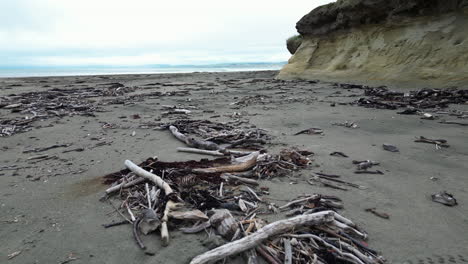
[0,62,285,78]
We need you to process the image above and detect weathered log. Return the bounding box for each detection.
[189,211,334,264]
[177,147,225,156]
[193,152,259,173]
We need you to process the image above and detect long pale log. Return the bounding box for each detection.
[177,147,225,156]
[193,152,259,173]
[189,211,334,264]
[124,160,173,196]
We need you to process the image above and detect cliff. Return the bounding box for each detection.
[278,0,468,88]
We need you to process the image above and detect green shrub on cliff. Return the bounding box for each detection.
[286,35,303,55]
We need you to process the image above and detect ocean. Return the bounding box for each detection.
[0,62,286,78]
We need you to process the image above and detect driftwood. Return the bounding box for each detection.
[169,210,208,221]
[169,126,220,150]
[177,147,225,156]
[221,174,259,186]
[189,211,334,264]
[414,136,449,148]
[161,201,178,246]
[193,152,259,173]
[365,208,390,219]
[105,177,146,194]
[124,160,173,195]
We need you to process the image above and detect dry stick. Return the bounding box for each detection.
[189,211,334,264]
[133,218,146,249]
[124,160,176,246]
[279,195,320,210]
[316,175,365,189]
[256,246,281,264]
[193,152,259,173]
[221,174,259,186]
[284,239,293,264]
[145,183,151,208]
[105,177,146,194]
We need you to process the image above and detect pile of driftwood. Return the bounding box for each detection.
[101,119,384,263]
[0,83,136,136]
[355,87,468,110]
[0,83,191,137]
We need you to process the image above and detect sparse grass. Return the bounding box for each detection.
[286,35,303,55]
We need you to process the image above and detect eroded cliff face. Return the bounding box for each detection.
[278,0,468,87]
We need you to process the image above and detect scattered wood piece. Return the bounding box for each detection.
[415,136,449,148]
[314,174,366,189]
[330,151,349,157]
[23,143,71,153]
[62,147,85,153]
[27,154,49,160]
[354,170,384,175]
[102,220,130,228]
[439,120,468,126]
[293,128,323,135]
[8,250,21,260]
[365,208,390,219]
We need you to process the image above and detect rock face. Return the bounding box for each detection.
[278,0,468,87]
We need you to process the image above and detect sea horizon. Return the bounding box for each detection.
[0,61,286,78]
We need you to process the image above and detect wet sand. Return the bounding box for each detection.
[1,71,467,264]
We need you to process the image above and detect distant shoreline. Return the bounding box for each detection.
[0,62,286,78]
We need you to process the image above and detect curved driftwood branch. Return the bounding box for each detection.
[189,211,334,264]
[193,152,259,173]
[124,160,173,195]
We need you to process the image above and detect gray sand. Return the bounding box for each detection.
[1,71,467,264]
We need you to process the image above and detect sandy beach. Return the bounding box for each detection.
[1,70,467,264]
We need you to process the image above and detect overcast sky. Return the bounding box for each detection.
[0,0,334,66]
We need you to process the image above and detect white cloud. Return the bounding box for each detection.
[0,0,335,65]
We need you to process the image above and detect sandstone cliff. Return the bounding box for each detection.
[278,0,468,88]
